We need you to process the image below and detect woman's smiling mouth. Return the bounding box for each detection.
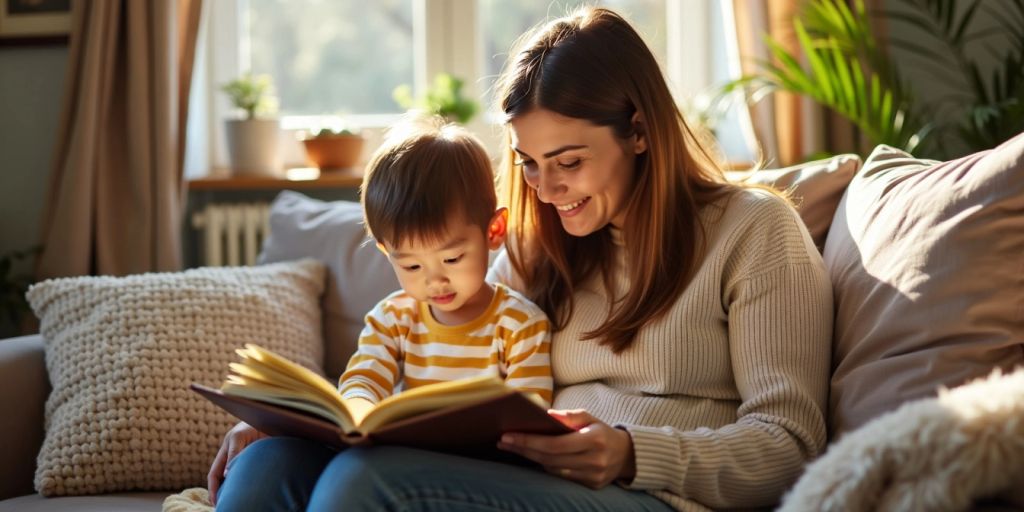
[555,197,591,215]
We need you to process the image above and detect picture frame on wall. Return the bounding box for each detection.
[0,0,71,46]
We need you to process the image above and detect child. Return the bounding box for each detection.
[339,117,553,422]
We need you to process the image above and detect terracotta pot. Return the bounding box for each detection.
[302,135,365,170]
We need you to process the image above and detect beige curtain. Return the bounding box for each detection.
[37,0,203,279]
[732,0,863,166]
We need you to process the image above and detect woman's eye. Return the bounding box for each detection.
[558,159,581,170]
[443,255,463,264]
[516,159,538,172]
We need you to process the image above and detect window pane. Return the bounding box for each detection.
[245,0,414,116]
[478,0,667,108]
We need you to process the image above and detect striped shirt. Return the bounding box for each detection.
[339,283,553,406]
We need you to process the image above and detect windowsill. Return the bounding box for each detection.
[188,167,363,190]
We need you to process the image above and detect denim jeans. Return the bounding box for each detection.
[216,437,674,512]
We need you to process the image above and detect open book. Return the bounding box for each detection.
[192,344,572,460]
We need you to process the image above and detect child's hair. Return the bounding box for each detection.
[361,116,496,248]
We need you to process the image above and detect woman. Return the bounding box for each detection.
[211,7,832,510]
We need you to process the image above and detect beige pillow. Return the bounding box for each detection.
[26,260,325,496]
[730,154,860,249]
[825,135,1024,438]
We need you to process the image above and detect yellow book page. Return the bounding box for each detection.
[222,376,354,429]
[237,344,342,399]
[357,375,511,434]
[223,345,356,432]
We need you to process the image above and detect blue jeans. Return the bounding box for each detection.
[216,437,674,511]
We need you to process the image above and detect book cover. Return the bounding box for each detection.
[192,344,572,462]
[192,383,571,461]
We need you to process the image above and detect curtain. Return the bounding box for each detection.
[36,0,203,279]
[732,0,864,166]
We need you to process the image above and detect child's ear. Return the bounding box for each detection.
[631,111,648,155]
[487,208,509,250]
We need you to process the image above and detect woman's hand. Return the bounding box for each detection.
[207,421,267,505]
[497,409,636,489]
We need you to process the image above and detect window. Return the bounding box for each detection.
[478,1,668,108]
[189,0,749,178]
[245,0,414,118]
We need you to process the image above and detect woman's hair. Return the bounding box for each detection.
[361,115,496,248]
[495,7,739,353]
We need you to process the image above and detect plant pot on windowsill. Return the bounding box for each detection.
[302,133,365,171]
[225,118,283,177]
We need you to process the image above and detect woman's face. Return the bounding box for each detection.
[509,109,645,236]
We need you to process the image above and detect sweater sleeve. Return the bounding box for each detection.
[502,309,553,406]
[621,198,833,508]
[338,298,404,404]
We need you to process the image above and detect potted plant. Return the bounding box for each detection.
[0,246,39,338]
[393,73,479,124]
[726,0,1024,160]
[221,73,282,176]
[301,127,366,170]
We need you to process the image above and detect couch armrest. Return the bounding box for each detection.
[0,335,48,500]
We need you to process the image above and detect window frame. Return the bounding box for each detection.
[195,0,719,174]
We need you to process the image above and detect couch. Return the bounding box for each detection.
[0,135,1020,511]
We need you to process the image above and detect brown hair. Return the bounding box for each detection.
[361,116,496,248]
[496,7,741,353]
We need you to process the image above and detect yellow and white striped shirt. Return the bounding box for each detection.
[339,283,553,406]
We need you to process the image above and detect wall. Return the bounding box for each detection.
[0,44,67,275]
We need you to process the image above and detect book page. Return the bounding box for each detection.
[222,344,356,432]
[358,375,511,434]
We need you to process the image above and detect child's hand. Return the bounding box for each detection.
[344,397,376,425]
[207,421,267,505]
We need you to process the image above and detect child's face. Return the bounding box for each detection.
[381,212,502,322]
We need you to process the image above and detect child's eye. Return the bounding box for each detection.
[558,159,581,170]
[401,264,420,272]
[443,255,463,264]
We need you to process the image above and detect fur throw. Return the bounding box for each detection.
[162,487,212,512]
[780,368,1024,511]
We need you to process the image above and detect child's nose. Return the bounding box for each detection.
[425,268,448,286]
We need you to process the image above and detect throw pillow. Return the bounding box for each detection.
[258,191,399,379]
[824,134,1024,437]
[730,154,860,249]
[26,259,325,496]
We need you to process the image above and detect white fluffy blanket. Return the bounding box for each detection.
[780,368,1024,511]
[162,487,212,512]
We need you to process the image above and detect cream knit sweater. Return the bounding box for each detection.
[491,188,833,511]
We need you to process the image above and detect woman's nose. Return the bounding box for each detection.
[535,168,564,201]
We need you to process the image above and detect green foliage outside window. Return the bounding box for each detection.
[392,73,479,125]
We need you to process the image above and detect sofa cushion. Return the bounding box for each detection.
[258,190,399,379]
[731,154,860,249]
[0,492,166,512]
[825,134,1024,437]
[0,335,47,500]
[25,260,325,496]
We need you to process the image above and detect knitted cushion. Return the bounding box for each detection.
[25,260,325,496]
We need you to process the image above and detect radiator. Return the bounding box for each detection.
[191,202,271,266]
